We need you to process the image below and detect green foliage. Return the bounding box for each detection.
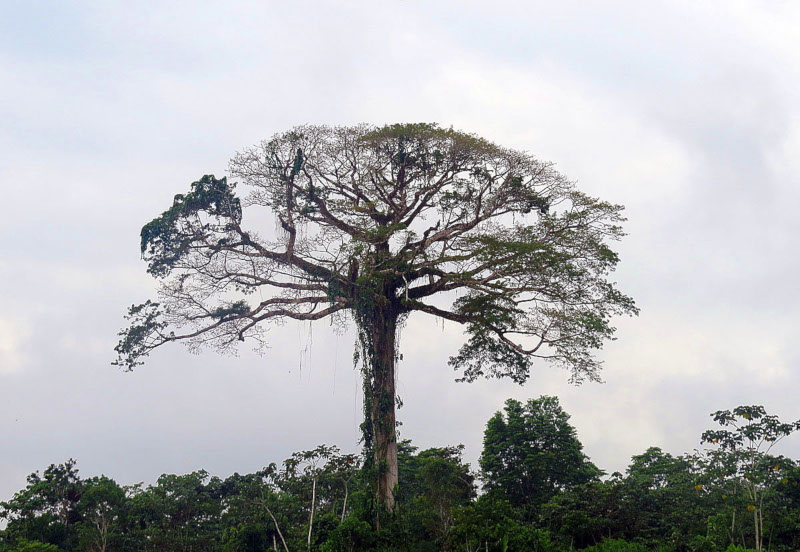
[140,174,242,278]
[688,535,720,552]
[0,460,83,551]
[129,470,224,551]
[542,480,624,548]
[6,400,800,552]
[112,300,169,370]
[451,495,555,552]
[703,406,800,452]
[448,193,637,385]
[618,447,707,548]
[76,475,127,552]
[480,396,601,519]
[210,300,251,320]
[396,443,476,546]
[221,522,271,552]
[700,405,800,551]
[5,540,58,552]
[450,295,532,383]
[320,517,374,552]
[582,539,649,552]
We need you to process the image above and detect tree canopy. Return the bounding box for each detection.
[116,123,634,379]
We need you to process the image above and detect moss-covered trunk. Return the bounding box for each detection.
[367,301,399,513]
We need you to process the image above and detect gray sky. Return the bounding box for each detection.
[2,0,800,499]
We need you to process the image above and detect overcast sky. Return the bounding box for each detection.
[2,0,800,500]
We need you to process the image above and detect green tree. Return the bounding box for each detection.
[219,470,289,552]
[323,453,360,523]
[0,460,83,550]
[129,470,223,552]
[450,495,554,552]
[480,396,601,519]
[769,462,800,550]
[76,476,127,552]
[320,516,375,552]
[618,447,705,549]
[394,443,476,548]
[701,405,800,551]
[114,123,637,512]
[542,479,624,548]
[279,445,343,550]
[218,447,360,552]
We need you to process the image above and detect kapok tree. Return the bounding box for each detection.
[114,123,637,512]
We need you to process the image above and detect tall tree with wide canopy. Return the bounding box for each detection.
[114,123,636,512]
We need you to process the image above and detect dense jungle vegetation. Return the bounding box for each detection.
[2,397,798,552]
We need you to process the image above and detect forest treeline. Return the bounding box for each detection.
[2,397,799,552]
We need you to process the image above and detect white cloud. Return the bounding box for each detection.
[0,317,29,374]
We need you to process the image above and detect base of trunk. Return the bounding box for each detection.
[375,438,398,512]
[363,302,400,514]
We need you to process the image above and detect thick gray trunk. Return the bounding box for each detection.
[365,301,399,512]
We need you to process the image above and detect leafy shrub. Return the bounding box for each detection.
[689,535,719,552]
[582,539,649,552]
[7,540,59,552]
[321,517,375,552]
[505,526,556,552]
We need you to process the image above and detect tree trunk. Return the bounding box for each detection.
[264,504,290,552]
[754,506,760,551]
[341,481,349,521]
[308,474,317,550]
[362,298,399,513]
